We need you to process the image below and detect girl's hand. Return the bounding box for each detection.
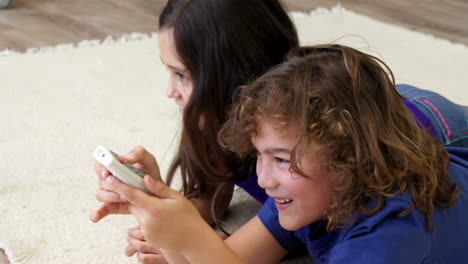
[117,145,162,182]
[90,145,162,222]
[126,226,168,264]
[102,175,211,254]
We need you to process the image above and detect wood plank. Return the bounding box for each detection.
[0,0,467,52]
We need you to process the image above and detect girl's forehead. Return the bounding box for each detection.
[157,29,187,71]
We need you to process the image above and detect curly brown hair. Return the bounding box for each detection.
[219,44,460,232]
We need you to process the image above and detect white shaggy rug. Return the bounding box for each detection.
[1,6,467,264]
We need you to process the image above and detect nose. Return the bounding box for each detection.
[256,158,278,190]
[166,80,179,99]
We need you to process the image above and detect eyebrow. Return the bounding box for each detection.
[261,148,291,155]
[160,58,187,73]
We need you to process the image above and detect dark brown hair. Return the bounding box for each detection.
[159,0,298,221]
[219,44,460,231]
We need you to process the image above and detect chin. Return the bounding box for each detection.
[279,216,307,231]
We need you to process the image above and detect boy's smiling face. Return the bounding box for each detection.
[253,118,333,231]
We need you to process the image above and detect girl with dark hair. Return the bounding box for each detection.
[92,0,298,262]
[101,44,468,263]
[157,0,299,209]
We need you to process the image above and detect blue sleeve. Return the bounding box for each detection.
[447,146,468,166]
[235,173,268,204]
[257,198,302,251]
[328,210,431,264]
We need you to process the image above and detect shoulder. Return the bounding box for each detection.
[447,147,468,182]
[330,146,468,264]
[329,199,431,263]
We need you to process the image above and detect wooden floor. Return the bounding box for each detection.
[1,0,467,263]
[0,0,467,52]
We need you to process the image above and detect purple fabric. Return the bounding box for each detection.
[403,100,439,139]
[235,173,268,204]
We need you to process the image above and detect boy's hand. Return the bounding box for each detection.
[102,175,211,254]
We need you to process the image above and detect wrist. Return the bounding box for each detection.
[183,225,243,264]
[190,197,215,225]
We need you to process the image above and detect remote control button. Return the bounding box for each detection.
[118,158,124,164]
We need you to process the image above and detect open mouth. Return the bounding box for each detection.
[275,199,293,204]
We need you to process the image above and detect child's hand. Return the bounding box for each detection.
[126,226,168,264]
[90,174,131,222]
[118,145,162,182]
[90,145,162,222]
[103,175,212,254]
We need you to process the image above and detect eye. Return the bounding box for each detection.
[275,157,290,170]
[175,72,189,82]
[274,157,290,164]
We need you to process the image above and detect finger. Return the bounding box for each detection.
[129,237,161,254]
[96,188,126,203]
[104,176,153,209]
[98,175,109,188]
[90,202,129,222]
[97,177,126,201]
[138,252,167,264]
[123,145,157,169]
[125,244,137,257]
[94,162,110,178]
[123,146,162,181]
[141,176,175,199]
[128,226,145,240]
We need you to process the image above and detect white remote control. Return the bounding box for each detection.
[94,145,149,193]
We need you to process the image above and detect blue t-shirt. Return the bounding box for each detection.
[257,147,468,263]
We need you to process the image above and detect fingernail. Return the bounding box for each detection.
[106,176,113,183]
[101,170,108,177]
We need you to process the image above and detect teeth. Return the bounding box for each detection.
[276,199,292,204]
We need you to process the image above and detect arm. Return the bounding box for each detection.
[226,216,288,264]
[102,175,286,264]
[160,182,234,264]
[159,217,287,264]
[159,249,190,264]
[190,182,234,225]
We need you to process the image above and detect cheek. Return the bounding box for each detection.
[285,177,332,213]
[281,177,309,197]
[305,185,332,219]
[181,84,193,103]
